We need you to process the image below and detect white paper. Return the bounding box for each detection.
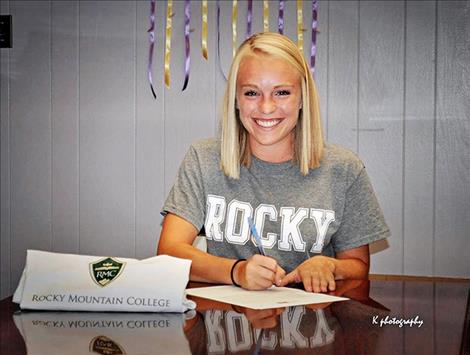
[186,285,348,309]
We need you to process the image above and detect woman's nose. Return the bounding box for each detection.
[259,96,276,114]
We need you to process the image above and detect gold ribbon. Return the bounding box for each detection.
[297,0,303,52]
[164,0,173,87]
[202,0,208,60]
[263,0,269,32]
[232,0,238,58]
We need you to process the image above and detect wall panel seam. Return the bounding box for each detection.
[163,0,166,212]
[8,0,12,293]
[213,2,218,137]
[356,1,360,154]
[77,0,81,253]
[432,0,438,277]
[325,0,330,141]
[7,0,12,294]
[50,0,53,252]
[402,0,407,276]
[133,1,137,258]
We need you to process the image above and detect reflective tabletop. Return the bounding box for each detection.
[1,279,469,354]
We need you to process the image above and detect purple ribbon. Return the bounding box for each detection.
[310,0,318,74]
[147,0,156,99]
[182,0,191,91]
[246,0,253,39]
[278,0,285,34]
[216,0,227,80]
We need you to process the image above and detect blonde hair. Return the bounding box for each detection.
[220,32,324,179]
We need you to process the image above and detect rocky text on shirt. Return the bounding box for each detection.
[205,195,335,253]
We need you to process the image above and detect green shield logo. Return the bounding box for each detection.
[90,257,125,287]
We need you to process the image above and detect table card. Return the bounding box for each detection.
[13,250,195,313]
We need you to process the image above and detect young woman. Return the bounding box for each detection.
[158,32,389,293]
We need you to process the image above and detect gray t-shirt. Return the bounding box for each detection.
[162,138,389,273]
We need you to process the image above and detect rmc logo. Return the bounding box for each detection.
[89,257,126,287]
[89,335,125,355]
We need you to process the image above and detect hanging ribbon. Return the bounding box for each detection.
[201,0,208,60]
[310,0,318,74]
[278,0,285,34]
[263,0,269,32]
[147,0,156,99]
[232,0,238,58]
[164,0,173,88]
[182,0,191,91]
[297,0,303,52]
[246,0,253,39]
[216,0,227,80]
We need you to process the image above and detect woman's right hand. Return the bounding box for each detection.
[233,255,285,290]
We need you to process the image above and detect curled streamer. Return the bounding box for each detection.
[246,0,253,39]
[311,0,318,74]
[263,0,269,32]
[278,0,285,34]
[232,0,238,58]
[202,0,208,60]
[297,0,304,52]
[182,0,191,91]
[164,0,173,88]
[147,0,156,99]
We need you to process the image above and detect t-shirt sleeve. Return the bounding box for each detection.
[332,167,390,253]
[161,145,206,231]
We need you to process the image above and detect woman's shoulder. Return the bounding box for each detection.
[188,138,221,162]
[321,143,365,175]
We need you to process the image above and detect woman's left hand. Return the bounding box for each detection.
[279,256,336,293]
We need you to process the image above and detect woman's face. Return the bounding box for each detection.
[236,54,302,162]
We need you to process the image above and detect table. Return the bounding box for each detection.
[1,279,469,354]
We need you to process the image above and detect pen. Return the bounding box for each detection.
[248,217,266,256]
[253,328,264,355]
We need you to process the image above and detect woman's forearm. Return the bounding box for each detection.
[332,257,369,280]
[158,242,236,284]
[157,213,238,284]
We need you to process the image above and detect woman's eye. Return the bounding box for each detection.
[275,90,291,96]
[244,90,258,97]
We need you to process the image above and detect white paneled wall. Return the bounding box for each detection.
[1,0,469,298]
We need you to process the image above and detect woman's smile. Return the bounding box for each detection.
[254,118,282,128]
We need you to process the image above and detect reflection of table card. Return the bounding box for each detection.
[13,250,195,312]
[13,311,192,355]
[186,285,348,309]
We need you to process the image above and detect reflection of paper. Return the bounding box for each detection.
[13,311,192,355]
[186,286,348,309]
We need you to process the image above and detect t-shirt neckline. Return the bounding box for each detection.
[250,155,296,176]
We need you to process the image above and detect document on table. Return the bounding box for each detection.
[186,285,348,310]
